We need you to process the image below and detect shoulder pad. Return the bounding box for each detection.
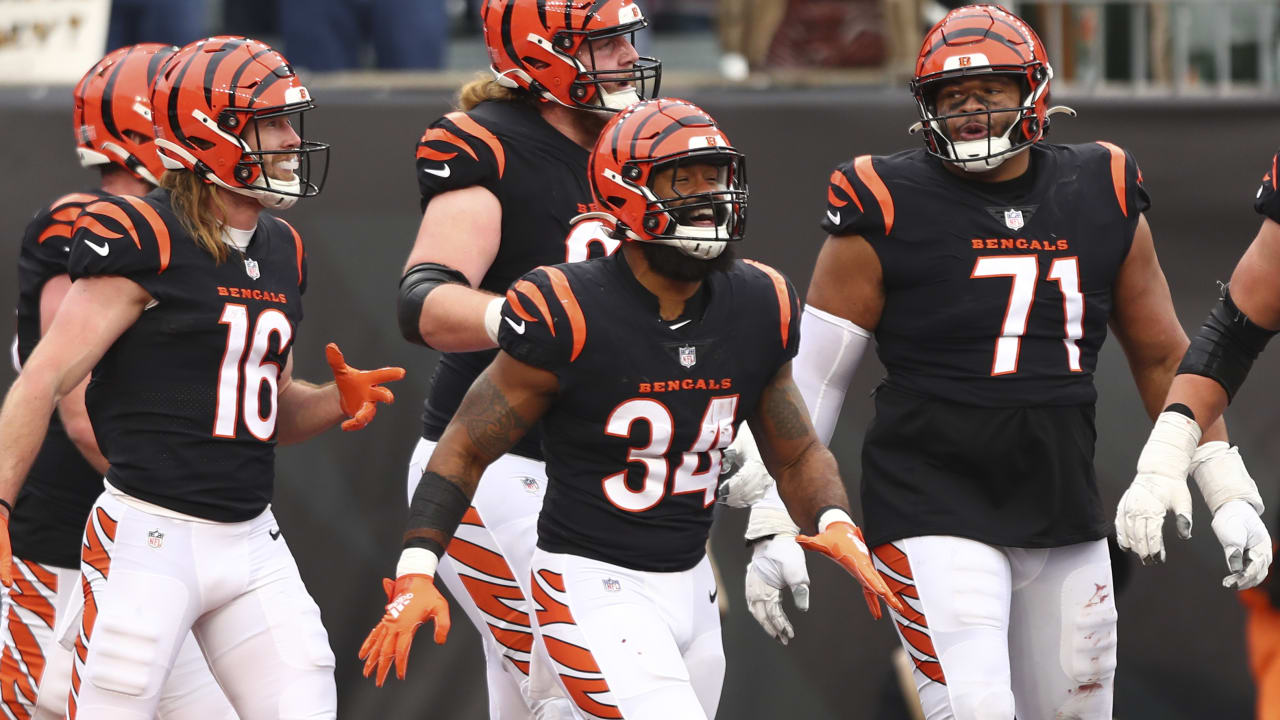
[1093,141,1151,219]
[272,216,306,288]
[821,155,895,238]
[68,196,170,280]
[499,264,588,370]
[741,259,801,356]
[415,111,507,208]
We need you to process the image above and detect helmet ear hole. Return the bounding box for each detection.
[234,164,253,182]
[644,216,660,231]
[623,165,642,181]
[218,111,240,131]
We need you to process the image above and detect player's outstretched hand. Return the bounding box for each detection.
[1210,500,1273,590]
[797,520,903,620]
[717,426,774,508]
[0,509,11,587]
[745,534,810,644]
[1115,411,1199,565]
[358,573,450,687]
[325,343,406,431]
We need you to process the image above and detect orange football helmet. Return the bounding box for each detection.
[588,98,746,259]
[151,36,329,209]
[910,4,1070,171]
[482,0,661,111]
[74,43,178,185]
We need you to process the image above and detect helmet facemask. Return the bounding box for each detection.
[912,65,1051,173]
[563,20,662,111]
[629,148,747,259]
[229,104,330,210]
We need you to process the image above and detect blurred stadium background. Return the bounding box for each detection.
[3,0,1279,718]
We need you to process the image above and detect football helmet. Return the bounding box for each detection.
[589,98,747,259]
[909,4,1072,172]
[74,43,179,185]
[150,36,329,209]
[482,0,661,111]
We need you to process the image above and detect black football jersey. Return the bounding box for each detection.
[11,190,110,568]
[498,252,801,571]
[1254,151,1280,223]
[821,143,1148,547]
[67,188,306,522]
[416,100,608,461]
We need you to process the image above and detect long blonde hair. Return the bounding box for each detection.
[160,170,232,263]
[456,73,538,111]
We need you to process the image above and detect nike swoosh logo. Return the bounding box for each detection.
[269,529,282,541]
[668,319,692,330]
[826,209,841,226]
[84,239,110,256]
[504,316,526,334]
[424,164,451,178]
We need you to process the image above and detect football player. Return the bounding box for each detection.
[363,98,902,720]
[395,1,659,716]
[731,4,1231,718]
[0,36,403,719]
[1118,152,1280,716]
[1,44,239,720]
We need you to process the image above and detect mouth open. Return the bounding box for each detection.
[687,208,717,227]
[957,121,991,141]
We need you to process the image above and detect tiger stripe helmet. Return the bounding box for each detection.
[482,0,661,111]
[150,36,329,209]
[589,98,747,259]
[74,44,179,185]
[910,4,1061,171]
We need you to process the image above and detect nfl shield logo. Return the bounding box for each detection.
[147,530,164,549]
[518,476,540,494]
[1003,209,1025,230]
[244,258,261,280]
[602,578,621,592]
[679,345,697,368]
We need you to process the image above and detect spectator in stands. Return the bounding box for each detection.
[278,0,448,71]
[717,0,786,80]
[107,0,209,50]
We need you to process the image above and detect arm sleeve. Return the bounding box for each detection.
[498,267,576,372]
[792,306,873,446]
[67,198,167,298]
[415,112,504,212]
[1254,151,1280,223]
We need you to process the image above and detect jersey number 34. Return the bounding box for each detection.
[603,395,739,512]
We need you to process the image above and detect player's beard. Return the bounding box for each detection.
[641,242,736,283]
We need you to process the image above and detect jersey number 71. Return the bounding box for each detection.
[971,255,1083,376]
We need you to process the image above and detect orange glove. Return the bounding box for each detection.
[0,510,11,587]
[358,574,451,686]
[797,521,904,620]
[325,343,405,431]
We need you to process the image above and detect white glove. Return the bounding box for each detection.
[745,535,810,645]
[1189,442,1270,590]
[1116,411,1200,564]
[1210,500,1273,590]
[718,424,774,508]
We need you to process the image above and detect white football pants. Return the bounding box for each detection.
[69,490,336,719]
[872,536,1117,720]
[0,557,236,720]
[529,548,724,720]
[408,438,572,720]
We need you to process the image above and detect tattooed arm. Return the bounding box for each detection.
[749,361,852,534]
[403,351,559,551]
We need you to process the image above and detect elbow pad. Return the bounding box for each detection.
[397,262,470,348]
[1177,286,1278,402]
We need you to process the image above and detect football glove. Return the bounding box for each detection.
[1115,411,1199,564]
[358,573,450,686]
[745,534,810,645]
[717,424,774,508]
[797,517,903,620]
[1189,441,1269,589]
[325,343,406,431]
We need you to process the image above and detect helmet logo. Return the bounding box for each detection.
[944,53,989,71]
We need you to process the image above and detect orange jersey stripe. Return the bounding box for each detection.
[417,127,479,162]
[540,267,587,362]
[513,280,556,336]
[118,196,170,270]
[743,260,791,348]
[827,169,864,212]
[48,193,100,214]
[505,289,539,323]
[445,112,506,178]
[72,215,123,242]
[1096,141,1128,218]
[36,223,72,245]
[448,536,521,582]
[95,506,118,542]
[86,201,142,249]
[276,218,305,286]
[853,155,895,235]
